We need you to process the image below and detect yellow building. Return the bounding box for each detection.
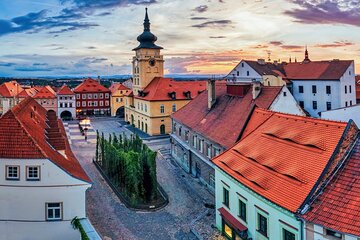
[109,83,130,117]
[124,9,206,135]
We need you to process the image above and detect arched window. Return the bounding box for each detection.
[160,124,166,134]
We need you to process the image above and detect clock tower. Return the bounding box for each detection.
[132,8,164,95]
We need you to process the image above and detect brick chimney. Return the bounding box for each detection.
[252,80,261,100]
[207,79,216,109]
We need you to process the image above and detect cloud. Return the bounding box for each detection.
[0,9,98,37]
[193,5,208,13]
[190,17,209,20]
[269,41,303,50]
[0,62,16,67]
[315,41,354,48]
[191,20,232,28]
[284,0,360,27]
[209,36,226,39]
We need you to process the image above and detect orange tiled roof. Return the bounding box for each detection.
[109,82,130,94]
[135,77,206,101]
[213,108,348,212]
[172,82,282,148]
[283,60,353,80]
[74,78,110,93]
[302,138,360,236]
[57,85,74,95]
[33,86,56,99]
[0,97,90,183]
[0,81,24,98]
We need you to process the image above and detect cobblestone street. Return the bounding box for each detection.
[68,118,220,240]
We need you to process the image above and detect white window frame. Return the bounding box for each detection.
[77,102,80,107]
[6,165,20,180]
[76,94,80,99]
[82,94,86,99]
[46,202,63,221]
[105,93,109,98]
[160,104,165,114]
[82,102,86,107]
[99,93,104,99]
[172,104,176,112]
[100,101,104,106]
[105,101,109,106]
[26,166,40,181]
[94,101,98,107]
[87,94,92,99]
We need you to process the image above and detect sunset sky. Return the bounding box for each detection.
[0,0,359,77]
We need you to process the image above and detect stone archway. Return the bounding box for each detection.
[115,106,125,118]
[60,110,72,120]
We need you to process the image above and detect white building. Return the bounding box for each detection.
[0,97,94,240]
[57,85,76,120]
[320,104,360,128]
[227,51,357,117]
[212,108,356,240]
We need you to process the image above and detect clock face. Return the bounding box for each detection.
[149,58,156,67]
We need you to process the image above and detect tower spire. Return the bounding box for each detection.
[144,7,150,31]
[303,45,310,63]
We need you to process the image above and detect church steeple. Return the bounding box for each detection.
[303,46,310,63]
[133,8,163,51]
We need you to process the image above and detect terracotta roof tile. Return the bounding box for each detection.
[57,85,74,95]
[172,82,282,148]
[109,83,130,94]
[74,78,110,93]
[33,86,56,99]
[302,138,360,236]
[0,81,24,98]
[135,77,206,101]
[213,108,348,212]
[283,60,353,80]
[0,97,90,183]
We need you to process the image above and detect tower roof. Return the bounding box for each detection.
[133,8,163,51]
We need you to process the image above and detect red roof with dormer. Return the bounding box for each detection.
[109,82,130,94]
[0,97,91,183]
[302,138,360,236]
[57,85,74,95]
[33,86,56,99]
[213,108,350,213]
[0,81,24,98]
[135,77,206,101]
[74,78,110,93]
[172,82,283,148]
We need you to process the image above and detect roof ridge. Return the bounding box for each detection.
[6,106,48,159]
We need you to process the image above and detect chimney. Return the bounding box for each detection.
[207,79,216,109]
[252,80,261,100]
[257,59,265,65]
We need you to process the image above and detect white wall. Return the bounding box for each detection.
[321,105,360,128]
[309,224,358,240]
[0,158,90,240]
[227,60,262,82]
[215,168,302,240]
[339,63,357,107]
[270,86,306,116]
[58,94,76,119]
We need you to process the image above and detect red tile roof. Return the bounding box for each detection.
[0,97,90,183]
[172,82,282,148]
[302,138,360,236]
[283,60,353,80]
[74,78,110,93]
[0,81,24,98]
[109,82,130,94]
[213,108,348,212]
[135,77,206,101]
[57,85,74,95]
[33,86,56,99]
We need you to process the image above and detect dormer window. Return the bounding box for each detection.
[183,91,191,99]
[168,91,176,100]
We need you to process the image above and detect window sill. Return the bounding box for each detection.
[256,230,268,239]
[26,179,40,181]
[6,178,20,181]
[46,219,63,222]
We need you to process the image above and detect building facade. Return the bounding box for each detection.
[227,51,357,117]
[57,85,76,120]
[171,81,305,192]
[0,98,93,240]
[124,9,206,135]
[109,82,130,117]
[0,81,24,115]
[74,78,111,116]
[212,108,357,240]
[33,86,58,114]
